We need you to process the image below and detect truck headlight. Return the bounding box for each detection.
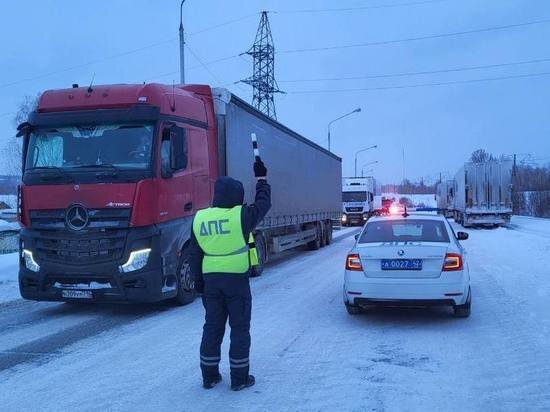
[341,214,347,222]
[119,248,151,273]
[22,249,40,272]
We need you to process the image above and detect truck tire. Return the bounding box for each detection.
[250,232,267,278]
[174,248,197,306]
[319,221,327,247]
[325,220,333,245]
[307,222,322,250]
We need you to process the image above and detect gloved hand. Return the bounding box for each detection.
[194,278,204,294]
[254,159,267,178]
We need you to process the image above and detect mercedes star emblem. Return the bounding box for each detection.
[66,204,89,231]
[398,249,405,256]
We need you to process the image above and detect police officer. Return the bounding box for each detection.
[189,158,271,391]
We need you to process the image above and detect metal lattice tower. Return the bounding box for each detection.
[241,11,282,119]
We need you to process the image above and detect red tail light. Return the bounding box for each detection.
[346,253,363,271]
[442,253,463,271]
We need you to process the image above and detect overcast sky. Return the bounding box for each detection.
[1,0,549,183]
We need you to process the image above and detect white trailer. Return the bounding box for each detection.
[454,160,513,227]
[436,179,455,217]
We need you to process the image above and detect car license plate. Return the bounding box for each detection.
[381,259,422,270]
[61,290,93,299]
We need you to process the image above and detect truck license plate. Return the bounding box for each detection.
[61,290,93,299]
[381,259,423,270]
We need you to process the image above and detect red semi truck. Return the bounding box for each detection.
[17,83,341,304]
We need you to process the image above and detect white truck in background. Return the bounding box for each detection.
[436,180,455,218]
[341,177,376,226]
[453,160,513,227]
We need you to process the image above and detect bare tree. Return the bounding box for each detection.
[1,93,40,176]
[470,149,494,163]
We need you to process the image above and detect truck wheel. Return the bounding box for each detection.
[174,249,197,306]
[307,223,322,250]
[250,232,267,278]
[325,220,333,245]
[319,221,327,247]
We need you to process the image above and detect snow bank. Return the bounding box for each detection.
[0,252,20,303]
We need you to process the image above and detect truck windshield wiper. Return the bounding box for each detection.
[27,166,75,183]
[71,163,121,172]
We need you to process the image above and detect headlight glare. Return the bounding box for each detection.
[119,248,151,273]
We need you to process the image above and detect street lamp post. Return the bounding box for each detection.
[361,160,379,177]
[354,145,377,177]
[179,0,186,84]
[327,107,361,152]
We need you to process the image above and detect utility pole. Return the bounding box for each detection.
[179,0,186,84]
[241,11,283,119]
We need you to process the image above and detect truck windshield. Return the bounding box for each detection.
[342,191,367,202]
[359,219,450,243]
[25,124,154,171]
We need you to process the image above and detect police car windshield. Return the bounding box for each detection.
[359,219,450,243]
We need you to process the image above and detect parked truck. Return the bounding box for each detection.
[436,179,455,218]
[17,83,341,305]
[341,177,375,226]
[453,160,513,227]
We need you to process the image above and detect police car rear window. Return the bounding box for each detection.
[359,219,450,243]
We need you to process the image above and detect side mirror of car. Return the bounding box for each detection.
[457,231,469,241]
[354,234,360,241]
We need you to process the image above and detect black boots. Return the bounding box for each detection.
[231,375,255,392]
[202,374,222,389]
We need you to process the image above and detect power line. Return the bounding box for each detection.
[278,57,550,83]
[0,13,258,90]
[286,71,550,94]
[185,44,225,87]
[278,18,550,54]
[273,0,451,14]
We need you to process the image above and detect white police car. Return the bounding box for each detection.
[343,212,471,317]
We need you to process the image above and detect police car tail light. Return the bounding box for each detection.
[346,253,363,271]
[119,248,152,273]
[442,253,463,271]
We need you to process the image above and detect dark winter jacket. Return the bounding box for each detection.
[188,177,271,283]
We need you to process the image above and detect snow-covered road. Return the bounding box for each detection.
[1,219,549,411]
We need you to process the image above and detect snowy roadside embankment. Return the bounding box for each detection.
[0,253,19,304]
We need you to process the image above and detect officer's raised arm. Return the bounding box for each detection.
[242,159,271,234]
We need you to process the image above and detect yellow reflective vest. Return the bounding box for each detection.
[193,206,259,274]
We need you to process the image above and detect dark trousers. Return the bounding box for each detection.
[200,274,252,385]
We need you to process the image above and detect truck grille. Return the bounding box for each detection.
[29,208,131,230]
[34,229,127,264]
[346,207,363,213]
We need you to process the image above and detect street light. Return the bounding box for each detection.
[179,0,187,84]
[354,145,377,177]
[327,107,361,152]
[361,160,379,177]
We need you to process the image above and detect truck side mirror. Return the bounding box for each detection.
[354,234,360,240]
[170,127,187,171]
[457,231,469,240]
[161,128,172,178]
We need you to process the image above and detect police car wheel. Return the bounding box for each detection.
[174,249,197,306]
[250,233,266,278]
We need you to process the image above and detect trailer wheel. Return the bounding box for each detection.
[325,220,333,245]
[319,221,327,247]
[307,223,322,250]
[250,232,267,278]
[174,248,197,306]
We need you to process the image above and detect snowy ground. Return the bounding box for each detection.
[0,253,19,304]
[0,221,549,411]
